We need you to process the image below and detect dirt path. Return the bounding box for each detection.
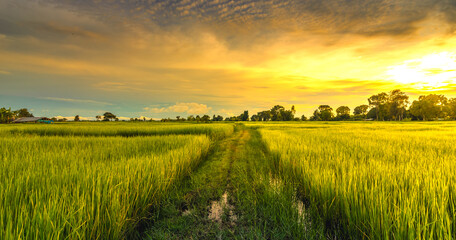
[141,127,250,239]
[141,126,322,240]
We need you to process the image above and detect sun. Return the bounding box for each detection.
[386,52,456,88]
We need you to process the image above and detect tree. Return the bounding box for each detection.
[301,115,307,121]
[388,89,409,121]
[353,105,369,118]
[187,115,195,121]
[446,98,456,120]
[0,108,14,123]
[201,115,211,122]
[240,110,249,121]
[268,105,294,121]
[211,115,223,121]
[310,110,321,121]
[313,105,334,121]
[281,109,294,121]
[336,106,350,120]
[96,115,102,121]
[251,114,259,121]
[271,105,285,121]
[410,94,447,121]
[291,105,296,115]
[103,112,116,121]
[15,108,34,118]
[74,115,80,122]
[257,110,272,121]
[368,92,388,121]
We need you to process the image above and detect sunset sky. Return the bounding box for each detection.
[1,0,456,120]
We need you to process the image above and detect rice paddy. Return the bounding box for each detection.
[257,122,456,239]
[1,121,456,239]
[0,122,233,239]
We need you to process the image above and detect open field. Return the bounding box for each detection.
[255,122,456,239]
[1,121,456,239]
[0,123,233,239]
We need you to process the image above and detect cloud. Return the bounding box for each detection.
[145,102,211,115]
[0,70,11,74]
[41,97,112,105]
[37,0,456,42]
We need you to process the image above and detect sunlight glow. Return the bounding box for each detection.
[386,52,456,88]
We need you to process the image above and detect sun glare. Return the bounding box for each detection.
[386,52,456,88]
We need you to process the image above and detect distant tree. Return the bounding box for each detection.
[368,93,388,120]
[446,98,456,120]
[103,112,116,121]
[187,115,195,121]
[313,105,334,121]
[410,94,447,120]
[51,117,57,122]
[336,106,350,120]
[281,109,294,121]
[301,114,307,121]
[353,105,369,119]
[211,115,224,121]
[195,115,201,122]
[310,110,321,121]
[96,115,102,121]
[251,114,259,121]
[176,116,181,121]
[201,115,211,122]
[74,115,80,122]
[291,105,296,115]
[15,108,34,118]
[0,108,14,123]
[258,110,272,121]
[270,105,285,121]
[266,105,294,121]
[240,110,249,121]
[388,89,409,121]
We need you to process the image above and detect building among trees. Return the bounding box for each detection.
[13,117,52,123]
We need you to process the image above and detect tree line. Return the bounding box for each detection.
[244,89,456,121]
[3,90,456,123]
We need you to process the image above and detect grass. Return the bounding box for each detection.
[1,122,234,140]
[144,124,324,239]
[2,121,456,239]
[257,121,456,239]
[0,122,234,239]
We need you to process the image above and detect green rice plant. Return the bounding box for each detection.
[2,122,234,140]
[258,122,456,239]
[0,134,211,239]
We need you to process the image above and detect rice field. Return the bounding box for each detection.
[256,122,456,239]
[2,121,456,239]
[0,122,233,239]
